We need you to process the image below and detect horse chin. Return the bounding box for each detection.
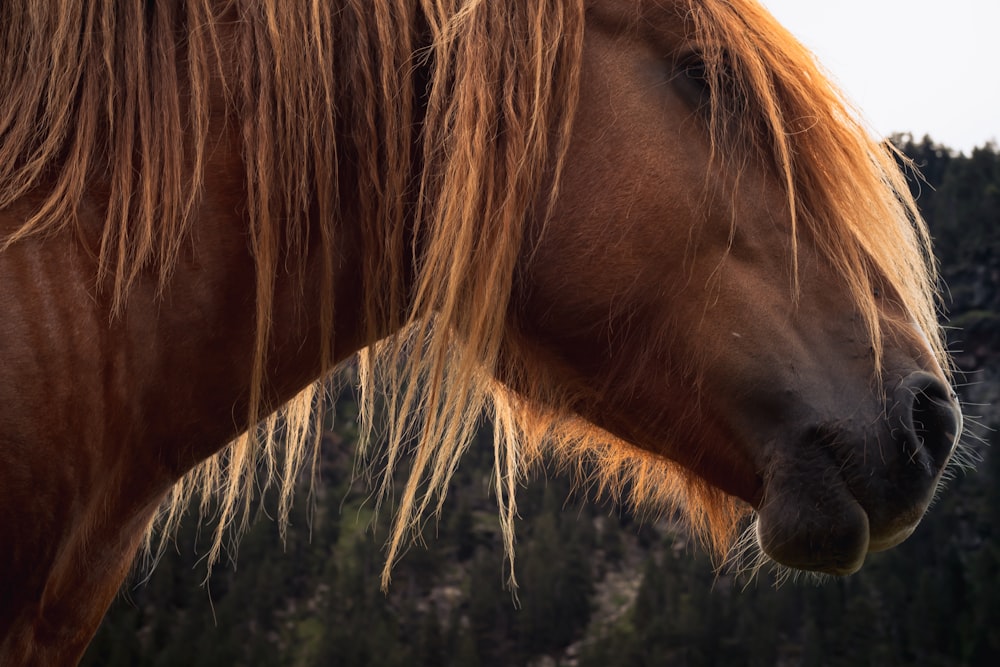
[867,524,918,552]
[755,489,925,575]
[753,456,934,575]
[754,473,871,576]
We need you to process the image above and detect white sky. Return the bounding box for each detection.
[760,0,1000,154]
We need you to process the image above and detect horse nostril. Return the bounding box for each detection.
[895,372,961,475]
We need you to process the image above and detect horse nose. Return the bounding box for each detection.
[892,372,961,476]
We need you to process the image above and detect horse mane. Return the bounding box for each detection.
[0,0,943,586]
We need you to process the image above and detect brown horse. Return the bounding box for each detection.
[0,0,962,663]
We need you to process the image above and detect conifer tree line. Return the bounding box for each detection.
[83,138,1000,666]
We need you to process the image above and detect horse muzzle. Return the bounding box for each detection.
[754,371,962,575]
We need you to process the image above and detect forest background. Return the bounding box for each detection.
[83,136,1000,667]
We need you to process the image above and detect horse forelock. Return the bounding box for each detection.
[689,0,944,376]
[0,0,946,587]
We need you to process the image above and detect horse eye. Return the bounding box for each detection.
[681,56,709,85]
[674,52,712,109]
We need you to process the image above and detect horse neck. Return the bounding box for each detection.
[143,180,381,480]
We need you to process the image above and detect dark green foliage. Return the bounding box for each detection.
[83,410,602,667]
[85,141,1000,665]
[895,135,1000,321]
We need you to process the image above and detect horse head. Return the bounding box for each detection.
[507,0,961,575]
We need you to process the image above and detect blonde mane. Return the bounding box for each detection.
[0,0,942,587]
